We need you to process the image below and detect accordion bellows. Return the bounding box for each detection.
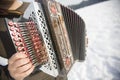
[2,0,86,78]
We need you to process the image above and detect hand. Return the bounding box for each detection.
[8,52,35,80]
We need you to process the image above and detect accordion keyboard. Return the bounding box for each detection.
[7,21,48,66]
[5,1,59,77]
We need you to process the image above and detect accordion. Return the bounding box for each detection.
[0,0,86,78]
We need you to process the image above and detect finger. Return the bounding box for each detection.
[12,57,30,68]
[9,52,27,64]
[8,57,30,73]
[19,65,35,78]
[16,62,33,73]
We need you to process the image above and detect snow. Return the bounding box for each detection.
[67,0,120,80]
[55,0,83,6]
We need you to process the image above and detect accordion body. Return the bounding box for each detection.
[0,0,86,78]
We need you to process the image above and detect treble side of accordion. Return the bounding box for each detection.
[0,0,86,79]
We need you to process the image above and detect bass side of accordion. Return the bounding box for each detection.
[0,0,86,79]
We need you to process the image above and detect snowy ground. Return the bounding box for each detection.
[67,0,120,80]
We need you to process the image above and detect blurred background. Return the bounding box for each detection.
[55,0,120,80]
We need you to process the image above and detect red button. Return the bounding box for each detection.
[13,37,22,42]
[11,31,17,36]
[32,37,40,42]
[8,21,14,26]
[17,47,26,51]
[33,41,41,46]
[15,42,24,46]
[10,27,15,31]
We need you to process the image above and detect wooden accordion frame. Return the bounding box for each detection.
[0,0,86,79]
